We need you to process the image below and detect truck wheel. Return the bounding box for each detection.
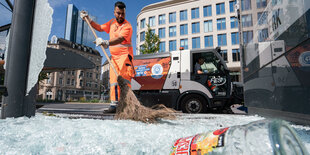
[181,94,207,113]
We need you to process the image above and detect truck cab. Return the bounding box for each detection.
[132,47,237,113]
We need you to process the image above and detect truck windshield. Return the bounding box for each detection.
[199,52,223,74]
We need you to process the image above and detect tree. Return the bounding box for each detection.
[140,24,160,54]
[38,72,49,83]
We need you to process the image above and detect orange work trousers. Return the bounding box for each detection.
[110,54,134,102]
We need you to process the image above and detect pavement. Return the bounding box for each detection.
[37,102,110,115]
[35,102,247,120]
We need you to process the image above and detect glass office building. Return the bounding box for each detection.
[65,4,97,49]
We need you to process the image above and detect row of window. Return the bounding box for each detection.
[140,18,238,41]
[219,49,241,62]
[150,33,238,52]
[61,70,99,79]
[63,90,98,95]
[59,78,98,88]
[144,29,268,53]
[139,13,267,42]
[139,0,266,29]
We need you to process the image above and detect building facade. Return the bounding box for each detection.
[38,38,102,101]
[65,4,97,49]
[0,28,9,58]
[136,0,268,81]
[101,60,110,92]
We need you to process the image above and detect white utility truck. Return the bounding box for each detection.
[131,47,243,113]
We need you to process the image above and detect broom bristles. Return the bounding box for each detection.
[115,76,176,123]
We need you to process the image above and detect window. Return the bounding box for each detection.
[47,76,51,84]
[169,26,176,37]
[180,10,187,21]
[149,16,155,27]
[151,29,155,35]
[180,39,188,50]
[192,37,201,49]
[59,78,63,85]
[241,0,251,11]
[191,8,199,19]
[89,73,93,78]
[229,1,236,13]
[71,79,75,86]
[80,80,83,86]
[159,42,166,52]
[257,12,267,25]
[258,28,269,42]
[220,50,228,62]
[140,31,145,41]
[204,35,213,47]
[159,14,166,25]
[180,24,188,35]
[218,34,227,46]
[216,3,225,15]
[230,17,238,29]
[159,28,165,38]
[72,71,75,75]
[192,22,200,34]
[204,20,213,33]
[140,45,144,52]
[232,49,240,62]
[96,73,99,79]
[242,14,253,27]
[169,12,176,23]
[243,31,253,44]
[140,18,145,29]
[195,52,223,74]
[231,32,239,45]
[203,5,212,17]
[217,18,226,30]
[67,78,70,85]
[256,0,267,8]
[86,72,89,77]
[169,40,177,51]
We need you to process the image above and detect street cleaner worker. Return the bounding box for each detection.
[81,1,134,113]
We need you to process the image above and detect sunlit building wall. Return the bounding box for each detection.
[136,0,269,81]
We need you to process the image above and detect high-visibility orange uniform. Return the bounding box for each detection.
[91,19,134,105]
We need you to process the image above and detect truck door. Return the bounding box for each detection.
[191,51,230,97]
[163,51,181,89]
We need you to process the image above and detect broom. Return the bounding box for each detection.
[84,17,176,123]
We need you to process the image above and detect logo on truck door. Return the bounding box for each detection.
[151,64,163,79]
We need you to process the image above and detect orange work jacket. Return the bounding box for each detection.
[90,19,133,58]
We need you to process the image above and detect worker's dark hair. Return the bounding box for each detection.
[115,1,126,9]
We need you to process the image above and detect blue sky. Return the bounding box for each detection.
[0,0,163,61]
[48,0,163,57]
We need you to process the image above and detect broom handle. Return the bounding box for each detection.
[84,17,119,77]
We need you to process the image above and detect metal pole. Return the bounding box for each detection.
[235,0,245,83]
[1,0,36,118]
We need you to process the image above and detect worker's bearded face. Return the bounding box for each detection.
[114,7,125,24]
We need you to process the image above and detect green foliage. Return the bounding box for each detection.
[140,24,160,54]
[38,72,49,82]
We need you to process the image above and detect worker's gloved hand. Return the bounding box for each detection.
[80,11,91,21]
[95,38,109,48]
